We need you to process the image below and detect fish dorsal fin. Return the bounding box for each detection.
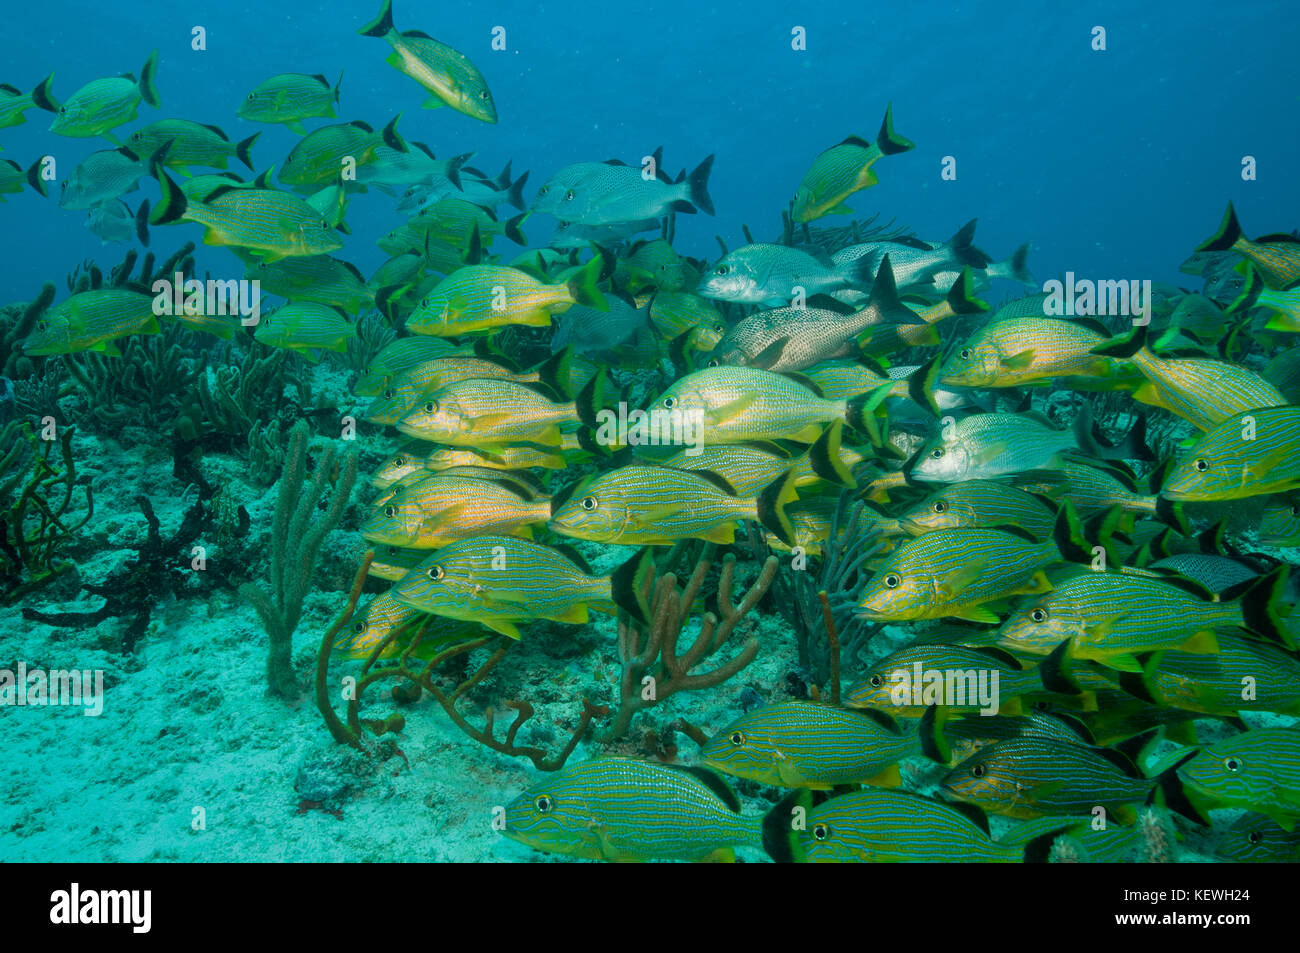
[666,764,742,813]
[341,259,365,282]
[852,706,903,735]
[779,371,824,397]
[548,479,581,518]
[310,73,329,87]
[349,119,374,133]
[1092,744,1143,779]
[992,523,1039,543]
[200,122,229,140]
[1068,316,1112,337]
[550,541,595,576]
[945,799,992,835]
[401,29,434,39]
[969,645,1024,670]
[839,134,873,149]
[1154,573,1218,601]
[602,158,629,166]
[690,468,739,497]
[0,83,20,95]
[203,184,242,202]
[413,141,437,159]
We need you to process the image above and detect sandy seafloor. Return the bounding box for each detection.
[0,362,1295,864]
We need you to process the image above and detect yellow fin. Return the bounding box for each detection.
[862,764,901,788]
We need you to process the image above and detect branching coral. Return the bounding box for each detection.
[240,420,358,699]
[605,543,777,740]
[0,283,55,380]
[0,420,93,604]
[64,323,205,433]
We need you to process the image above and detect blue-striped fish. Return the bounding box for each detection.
[390,536,650,638]
[1197,201,1300,290]
[353,336,461,397]
[1219,812,1300,862]
[1093,325,1288,430]
[334,591,481,659]
[245,256,374,314]
[791,104,914,223]
[49,50,159,142]
[701,701,920,789]
[361,473,550,548]
[279,117,405,190]
[843,644,1051,716]
[358,0,497,123]
[657,424,854,496]
[254,302,355,360]
[405,259,607,336]
[0,75,57,129]
[23,289,160,356]
[1233,265,1300,334]
[1160,405,1300,501]
[238,72,342,134]
[1259,495,1300,546]
[504,759,759,862]
[125,119,258,174]
[548,465,796,546]
[395,375,598,447]
[896,480,1060,540]
[996,565,1292,670]
[150,167,343,262]
[940,316,1134,389]
[764,788,1069,862]
[1177,728,1300,829]
[907,413,1079,483]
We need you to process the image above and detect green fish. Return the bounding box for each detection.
[1219,812,1300,862]
[0,75,57,129]
[253,302,355,360]
[395,375,599,447]
[616,239,701,294]
[504,758,759,862]
[361,472,550,548]
[1232,261,1300,333]
[353,336,461,397]
[647,291,726,351]
[390,536,649,638]
[896,480,1060,540]
[151,166,343,262]
[405,259,607,336]
[548,465,796,546]
[365,545,427,582]
[238,71,343,134]
[997,565,1292,670]
[844,644,1051,717]
[791,104,914,223]
[657,423,853,496]
[0,157,46,202]
[23,289,160,355]
[1197,201,1300,290]
[764,788,1067,863]
[125,119,258,174]
[358,0,497,123]
[279,117,405,190]
[422,443,572,472]
[245,256,374,314]
[701,701,921,789]
[336,590,481,660]
[1259,494,1300,546]
[1177,727,1300,829]
[1159,405,1300,501]
[49,50,159,142]
[941,316,1133,389]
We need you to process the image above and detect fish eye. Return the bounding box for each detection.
[930,447,944,459]
[713,322,725,332]
[971,763,987,778]
[1248,831,1263,844]
[36,322,46,331]
[1030,608,1048,623]
[353,621,366,633]
[715,265,729,276]
[1033,700,1052,711]
[883,574,901,589]
[959,348,973,360]
[706,359,719,368]
[479,90,489,99]
[423,401,438,414]
[728,731,745,746]
[1224,757,1241,772]
[393,455,405,466]
[933,500,947,513]
[534,795,553,813]
[580,496,598,511]
[1194,459,1208,472]
[382,388,395,399]
[662,396,678,410]
[564,190,575,201]
[811,823,830,841]
[538,186,549,195]
[427,565,445,580]
[868,674,883,688]
[246,93,254,101]
[1292,504,1300,517]
[383,505,397,517]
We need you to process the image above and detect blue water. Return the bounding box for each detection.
[2,0,1297,302]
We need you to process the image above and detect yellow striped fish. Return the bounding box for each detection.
[941,316,1136,389]
[238,72,342,134]
[1160,405,1300,501]
[896,480,1060,540]
[245,256,374,314]
[125,119,258,174]
[1197,201,1300,289]
[791,104,914,223]
[254,302,355,360]
[701,701,922,789]
[0,75,57,129]
[504,759,759,862]
[23,289,160,355]
[353,336,461,397]
[49,50,159,142]
[405,259,607,336]
[395,375,599,447]
[1177,727,1300,829]
[279,116,404,190]
[361,473,550,548]
[390,536,650,639]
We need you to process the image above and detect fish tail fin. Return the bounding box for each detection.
[536,346,573,401]
[23,158,47,197]
[686,154,715,216]
[756,470,798,546]
[907,355,942,416]
[149,162,187,225]
[875,101,915,155]
[761,789,815,863]
[134,198,151,246]
[1196,200,1243,252]
[807,419,855,486]
[573,367,607,427]
[444,151,473,189]
[381,113,407,151]
[1227,261,1263,315]
[333,69,344,107]
[1074,400,1154,462]
[359,0,395,36]
[139,50,160,109]
[864,254,915,322]
[918,705,952,763]
[1153,495,1188,535]
[1051,498,1094,564]
[1222,565,1294,649]
[567,254,609,311]
[844,384,891,448]
[945,265,989,317]
[235,132,260,171]
[30,73,58,112]
[1090,322,1148,358]
[609,548,654,625]
[947,219,992,268]
[505,211,529,246]
[1001,242,1034,285]
[1039,638,1083,695]
[1115,652,1162,704]
[505,168,530,211]
[1151,753,1211,826]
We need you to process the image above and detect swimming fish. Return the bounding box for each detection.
[1177,727,1300,829]
[405,259,607,336]
[1159,405,1300,501]
[533,154,714,225]
[1197,201,1300,290]
[395,374,599,447]
[125,119,258,174]
[503,758,759,862]
[253,302,355,360]
[238,71,343,134]
[896,480,1060,540]
[697,242,874,306]
[358,0,497,123]
[0,75,57,129]
[245,256,374,314]
[940,316,1132,389]
[361,472,551,548]
[279,117,405,190]
[57,146,151,210]
[1218,812,1300,862]
[23,289,160,355]
[84,198,149,246]
[49,50,159,142]
[791,104,914,223]
[0,157,47,202]
[844,643,1051,717]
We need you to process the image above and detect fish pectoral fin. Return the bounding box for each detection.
[549,603,590,625]
[702,848,737,863]
[951,605,1002,624]
[708,394,757,424]
[1177,629,1220,654]
[1104,654,1145,674]
[480,618,523,640]
[1000,349,1036,370]
[286,120,306,135]
[862,764,901,788]
[421,95,447,110]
